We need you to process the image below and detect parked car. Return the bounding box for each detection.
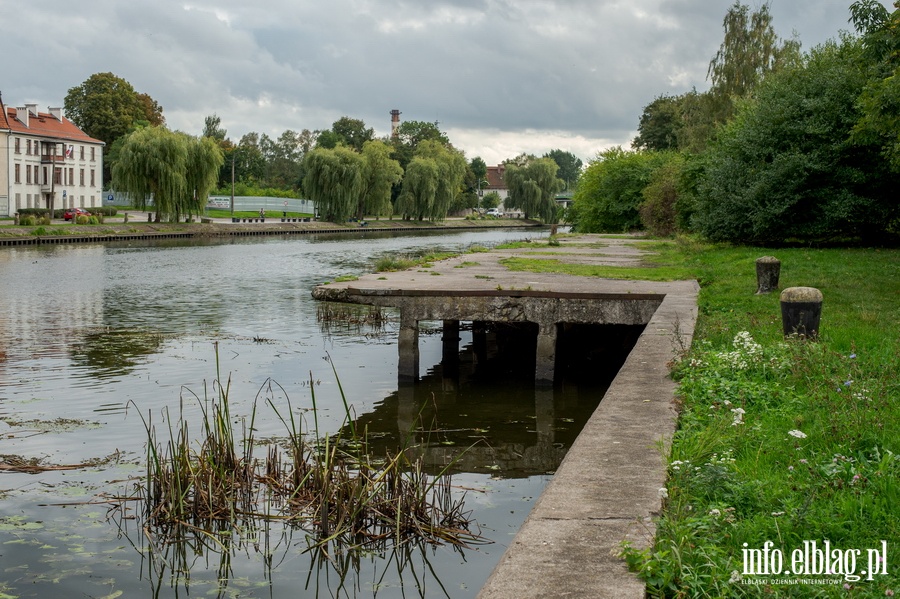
[487,208,503,217]
[63,207,90,221]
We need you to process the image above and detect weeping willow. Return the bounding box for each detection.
[112,127,223,222]
[395,157,439,220]
[504,157,561,222]
[416,141,466,221]
[302,146,365,222]
[183,135,225,220]
[359,140,402,219]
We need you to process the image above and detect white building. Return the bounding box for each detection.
[0,95,104,217]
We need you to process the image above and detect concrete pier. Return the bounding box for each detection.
[312,235,699,598]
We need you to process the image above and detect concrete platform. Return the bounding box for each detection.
[313,235,699,598]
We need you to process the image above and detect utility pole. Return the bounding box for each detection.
[230,156,235,216]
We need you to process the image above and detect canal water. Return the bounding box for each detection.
[0,228,614,598]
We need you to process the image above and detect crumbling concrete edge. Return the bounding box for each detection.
[477,280,699,599]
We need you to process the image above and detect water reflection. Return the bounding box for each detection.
[2,228,599,598]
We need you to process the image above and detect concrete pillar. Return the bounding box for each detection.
[781,287,823,339]
[441,320,460,367]
[756,256,781,294]
[397,383,417,435]
[398,311,419,382]
[534,387,555,444]
[535,322,557,385]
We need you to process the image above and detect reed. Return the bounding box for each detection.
[124,351,484,564]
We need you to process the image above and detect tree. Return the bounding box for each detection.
[480,190,501,211]
[359,140,402,219]
[632,95,684,152]
[850,0,900,171]
[391,120,451,171]
[544,149,583,190]
[302,146,365,222]
[395,157,439,220]
[136,93,165,127]
[470,156,488,183]
[404,140,466,221]
[503,157,562,222]
[694,39,900,243]
[64,73,160,147]
[639,152,686,236]
[571,148,664,233]
[202,114,227,141]
[706,2,801,123]
[112,127,222,222]
[328,117,375,152]
[184,134,225,217]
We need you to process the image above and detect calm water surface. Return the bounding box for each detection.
[0,228,608,598]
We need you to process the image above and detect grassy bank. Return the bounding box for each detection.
[506,237,900,597]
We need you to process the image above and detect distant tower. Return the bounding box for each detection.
[390,109,401,138]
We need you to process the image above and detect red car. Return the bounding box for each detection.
[63,207,90,221]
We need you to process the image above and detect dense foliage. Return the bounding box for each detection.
[112,127,223,222]
[573,1,900,245]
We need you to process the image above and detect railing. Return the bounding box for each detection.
[40,155,66,163]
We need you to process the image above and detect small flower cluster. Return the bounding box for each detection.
[716,331,764,370]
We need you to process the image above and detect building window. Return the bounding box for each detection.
[80,146,85,160]
[90,147,95,161]
[68,167,74,186]
[90,170,95,187]
[54,167,62,185]
[26,139,32,154]
[15,138,20,154]
[26,165,32,185]
[80,169,85,186]
[14,164,20,184]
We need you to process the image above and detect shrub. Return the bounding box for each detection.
[76,215,89,225]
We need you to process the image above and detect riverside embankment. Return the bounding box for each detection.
[0,215,540,246]
[313,235,700,598]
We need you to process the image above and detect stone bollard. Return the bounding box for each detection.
[780,287,822,339]
[13,213,19,226]
[148,212,152,222]
[756,256,781,294]
[123,212,129,224]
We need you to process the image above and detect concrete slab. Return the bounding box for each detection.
[312,234,699,598]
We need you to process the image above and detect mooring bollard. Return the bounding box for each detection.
[780,287,822,338]
[756,256,781,294]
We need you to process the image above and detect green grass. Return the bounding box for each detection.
[504,235,900,597]
[205,209,313,219]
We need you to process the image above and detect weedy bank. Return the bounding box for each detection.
[505,237,900,597]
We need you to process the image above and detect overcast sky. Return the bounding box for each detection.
[2,1,887,165]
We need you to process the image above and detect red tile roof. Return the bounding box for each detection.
[485,165,507,189]
[2,107,104,145]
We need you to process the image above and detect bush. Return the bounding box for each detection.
[76,215,89,225]
[639,153,685,237]
[19,215,36,226]
[694,40,900,244]
[572,147,665,233]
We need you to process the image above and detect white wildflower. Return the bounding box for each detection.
[658,488,669,499]
[788,430,807,439]
[729,570,741,583]
[709,508,721,517]
[731,407,745,426]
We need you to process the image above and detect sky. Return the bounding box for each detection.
[1,0,888,166]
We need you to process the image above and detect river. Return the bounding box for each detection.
[0,228,610,598]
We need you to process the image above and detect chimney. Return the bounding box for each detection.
[390,109,401,139]
[25,103,39,117]
[49,107,63,121]
[15,106,29,127]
